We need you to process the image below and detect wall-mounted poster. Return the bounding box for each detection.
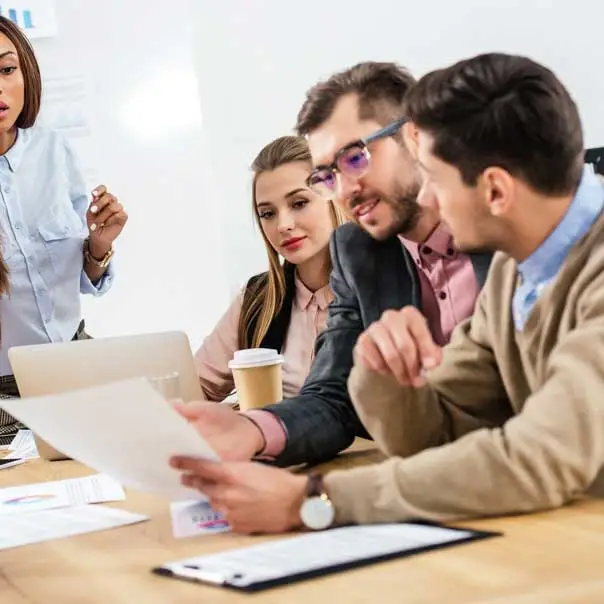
[0,0,57,39]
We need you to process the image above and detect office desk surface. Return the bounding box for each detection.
[1,441,604,604]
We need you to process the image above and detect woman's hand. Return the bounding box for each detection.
[87,185,128,257]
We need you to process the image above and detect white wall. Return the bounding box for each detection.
[24,0,604,348]
[190,0,604,294]
[31,0,230,349]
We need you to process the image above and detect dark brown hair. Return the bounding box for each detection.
[405,52,584,195]
[0,16,41,128]
[296,61,416,136]
[0,253,7,295]
[237,136,346,349]
[0,252,6,340]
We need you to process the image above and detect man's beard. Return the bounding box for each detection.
[352,179,423,240]
[387,179,423,236]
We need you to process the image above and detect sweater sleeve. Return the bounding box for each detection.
[326,271,604,525]
[345,288,512,461]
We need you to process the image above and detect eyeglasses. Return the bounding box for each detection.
[306,117,409,198]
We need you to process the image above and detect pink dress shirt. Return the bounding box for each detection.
[399,224,480,346]
[253,223,481,458]
[194,276,332,402]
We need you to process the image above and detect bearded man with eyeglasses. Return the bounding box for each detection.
[172,62,492,467]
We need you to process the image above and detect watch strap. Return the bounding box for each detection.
[300,472,335,530]
[306,472,327,498]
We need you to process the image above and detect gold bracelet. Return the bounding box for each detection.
[84,237,113,268]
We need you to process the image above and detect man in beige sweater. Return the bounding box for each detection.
[170,52,604,534]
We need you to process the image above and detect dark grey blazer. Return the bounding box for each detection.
[263,223,492,467]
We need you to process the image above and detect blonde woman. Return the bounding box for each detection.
[195,136,346,400]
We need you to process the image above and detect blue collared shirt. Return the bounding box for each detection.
[0,126,114,374]
[513,167,604,330]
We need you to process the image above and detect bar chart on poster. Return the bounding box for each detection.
[0,0,57,38]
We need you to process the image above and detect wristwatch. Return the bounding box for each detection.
[299,473,335,530]
[84,237,113,268]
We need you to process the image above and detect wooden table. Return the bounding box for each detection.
[1,441,604,604]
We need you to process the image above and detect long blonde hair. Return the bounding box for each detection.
[237,136,346,349]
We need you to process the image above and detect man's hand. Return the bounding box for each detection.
[354,306,442,387]
[169,457,307,534]
[173,402,265,461]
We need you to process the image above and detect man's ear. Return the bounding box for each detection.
[403,121,420,159]
[481,167,515,217]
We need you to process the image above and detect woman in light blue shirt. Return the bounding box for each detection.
[0,18,128,437]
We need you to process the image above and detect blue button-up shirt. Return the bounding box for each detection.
[0,126,114,374]
[513,167,604,330]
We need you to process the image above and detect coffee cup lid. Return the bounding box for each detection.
[228,348,284,370]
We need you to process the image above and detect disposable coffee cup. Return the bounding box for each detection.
[228,348,284,411]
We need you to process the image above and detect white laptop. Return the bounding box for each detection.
[7,331,203,461]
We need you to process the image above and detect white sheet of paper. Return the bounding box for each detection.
[7,430,30,450]
[4,429,38,460]
[0,505,148,550]
[170,500,230,538]
[0,378,218,500]
[0,473,125,516]
[161,523,477,587]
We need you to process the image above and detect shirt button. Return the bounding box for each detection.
[422,246,432,255]
[439,291,447,300]
[447,247,455,256]
[14,221,22,230]
[4,186,10,194]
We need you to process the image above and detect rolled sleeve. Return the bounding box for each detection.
[80,258,115,296]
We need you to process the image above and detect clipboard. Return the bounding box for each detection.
[152,521,500,592]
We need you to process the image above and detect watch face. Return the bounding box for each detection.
[300,496,335,531]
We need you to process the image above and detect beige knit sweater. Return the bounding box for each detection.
[325,211,604,525]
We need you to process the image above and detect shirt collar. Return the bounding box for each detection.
[519,166,604,285]
[295,273,332,310]
[399,222,457,267]
[2,128,30,172]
